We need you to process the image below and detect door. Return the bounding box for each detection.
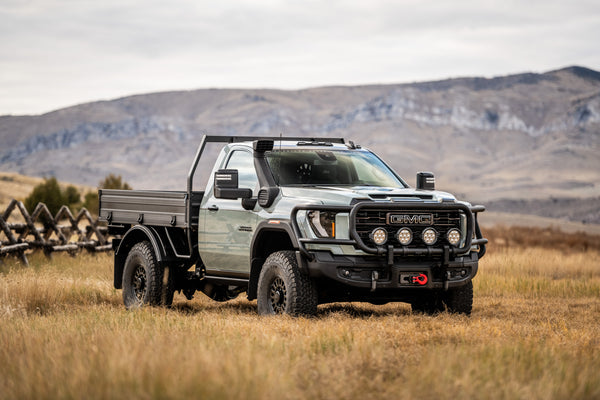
[198,149,259,276]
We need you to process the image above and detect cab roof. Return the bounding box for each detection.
[234,139,361,152]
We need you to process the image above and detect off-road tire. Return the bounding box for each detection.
[444,280,473,315]
[257,251,318,316]
[411,293,444,315]
[122,241,174,308]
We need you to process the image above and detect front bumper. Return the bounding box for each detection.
[291,202,488,260]
[302,250,479,290]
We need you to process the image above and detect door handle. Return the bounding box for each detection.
[208,205,219,212]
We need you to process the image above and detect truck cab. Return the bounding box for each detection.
[100,136,487,316]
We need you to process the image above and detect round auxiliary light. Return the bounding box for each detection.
[447,229,462,246]
[370,228,388,246]
[396,228,413,245]
[422,228,438,245]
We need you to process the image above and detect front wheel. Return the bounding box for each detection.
[122,241,174,308]
[411,281,473,315]
[444,280,473,315]
[411,292,444,315]
[257,251,318,316]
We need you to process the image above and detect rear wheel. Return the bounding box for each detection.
[257,251,318,316]
[122,241,174,308]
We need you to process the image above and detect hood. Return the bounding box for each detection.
[280,186,457,206]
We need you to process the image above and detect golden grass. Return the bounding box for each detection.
[485,225,600,253]
[0,172,43,209]
[0,171,95,210]
[1,247,599,400]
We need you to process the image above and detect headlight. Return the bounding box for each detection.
[370,227,388,245]
[396,228,413,245]
[447,228,461,246]
[422,228,437,245]
[307,210,336,238]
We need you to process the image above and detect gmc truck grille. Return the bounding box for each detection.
[355,209,462,248]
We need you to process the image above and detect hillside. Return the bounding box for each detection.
[0,172,94,210]
[1,66,599,224]
[0,172,44,210]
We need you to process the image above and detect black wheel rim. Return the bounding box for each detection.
[269,277,287,314]
[132,264,147,302]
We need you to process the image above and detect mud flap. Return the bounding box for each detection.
[295,250,309,275]
[442,246,450,291]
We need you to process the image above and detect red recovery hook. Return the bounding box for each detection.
[412,273,428,285]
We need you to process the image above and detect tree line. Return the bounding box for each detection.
[23,174,131,216]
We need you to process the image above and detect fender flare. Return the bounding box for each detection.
[250,220,300,260]
[247,220,302,300]
[113,225,170,289]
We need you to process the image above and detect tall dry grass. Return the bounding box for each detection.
[0,244,599,400]
[485,225,600,253]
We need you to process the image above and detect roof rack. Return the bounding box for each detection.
[297,141,334,146]
[187,135,345,201]
[187,135,346,188]
[182,135,346,261]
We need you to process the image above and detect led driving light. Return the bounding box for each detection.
[307,210,336,238]
[396,228,413,245]
[422,228,438,245]
[370,228,388,246]
[447,228,461,246]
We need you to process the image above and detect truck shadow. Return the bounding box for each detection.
[170,300,411,318]
[170,300,257,315]
[318,303,412,318]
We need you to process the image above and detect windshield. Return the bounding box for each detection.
[266,149,406,187]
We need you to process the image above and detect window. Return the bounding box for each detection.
[225,150,258,191]
[266,149,405,188]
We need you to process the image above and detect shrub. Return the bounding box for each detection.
[100,174,132,190]
[64,185,81,205]
[83,192,99,215]
[83,174,132,215]
[24,177,78,216]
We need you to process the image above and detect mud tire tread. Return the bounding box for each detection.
[257,250,317,316]
[444,280,473,315]
[122,241,174,308]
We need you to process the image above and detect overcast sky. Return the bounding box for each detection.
[1,0,599,115]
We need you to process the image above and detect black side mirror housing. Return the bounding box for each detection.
[214,169,252,199]
[416,172,435,190]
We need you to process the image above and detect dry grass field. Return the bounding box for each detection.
[1,232,599,399]
[0,172,44,210]
[0,171,95,210]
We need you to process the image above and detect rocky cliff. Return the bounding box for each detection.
[1,66,599,223]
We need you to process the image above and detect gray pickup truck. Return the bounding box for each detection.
[99,135,487,316]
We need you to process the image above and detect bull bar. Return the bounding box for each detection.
[291,202,488,261]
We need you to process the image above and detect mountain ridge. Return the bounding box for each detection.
[1,66,599,224]
[3,65,597,119]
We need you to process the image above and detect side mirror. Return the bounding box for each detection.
[416,172,435,190]
[214,169,252,199]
